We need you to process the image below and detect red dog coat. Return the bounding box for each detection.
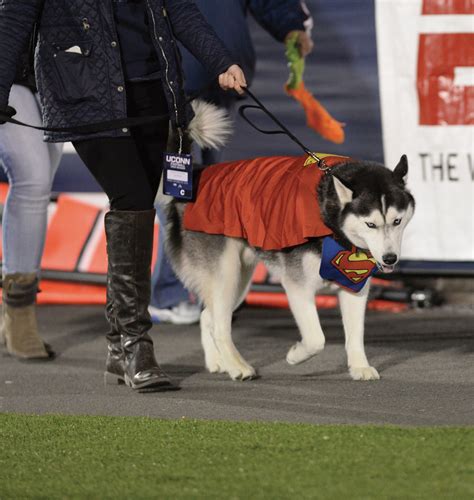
[183,153,350,251]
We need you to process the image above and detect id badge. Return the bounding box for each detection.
[163,153,193,200]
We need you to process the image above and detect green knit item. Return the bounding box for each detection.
[285,32,305,90]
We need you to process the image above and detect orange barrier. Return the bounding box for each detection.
[0,280,106,305]
[246,292,339,309]
[41,196,101,272]
[246,292,409,312]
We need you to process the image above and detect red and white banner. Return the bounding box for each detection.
[376,0,474,261]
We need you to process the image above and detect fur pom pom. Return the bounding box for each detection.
[188,100,233,150]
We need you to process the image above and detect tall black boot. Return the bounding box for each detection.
[104,209,180,392]
[104,272,125,384]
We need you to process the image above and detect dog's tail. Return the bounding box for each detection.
[188,99,233,150]
[157,100,232,209]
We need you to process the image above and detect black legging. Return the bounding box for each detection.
[73,79,169,211]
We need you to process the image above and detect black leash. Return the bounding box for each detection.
[0,90,205,135]
[0,84,329,172]
[0,110,172,134]
[240,88,329,172]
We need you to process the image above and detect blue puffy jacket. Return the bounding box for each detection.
[0,0,234,142]
[181,0,311,93]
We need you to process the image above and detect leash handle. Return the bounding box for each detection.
[0,112,171,134]
[240,88,329,172]
[0,87,208,135]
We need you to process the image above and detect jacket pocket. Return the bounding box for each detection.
[50,41,98,105]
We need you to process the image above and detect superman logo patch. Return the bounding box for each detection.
[331,249,377,284]
[320,237,378,293]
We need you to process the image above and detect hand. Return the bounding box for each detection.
[0,105,16,125]
[285,30,314,57]
[218,64,247,95]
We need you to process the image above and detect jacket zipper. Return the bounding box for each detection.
[145,0,183,153]
[107,0,128,134]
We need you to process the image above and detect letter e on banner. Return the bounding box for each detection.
[417,33,474,125]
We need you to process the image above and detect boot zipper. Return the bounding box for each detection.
[145,0,183,153]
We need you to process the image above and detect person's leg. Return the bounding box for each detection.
[73,80,168,211]
[149,205,200,324]
[1,86,61,275]
[0,85,62,359]
[151,205,190,309]
[73,80,179,392]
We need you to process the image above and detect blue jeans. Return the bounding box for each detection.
[151,205,190,309]
[0,85,63,275]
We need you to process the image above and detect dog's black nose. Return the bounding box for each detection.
[382,253,398,265]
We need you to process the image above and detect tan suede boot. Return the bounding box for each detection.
[2,273,53,360]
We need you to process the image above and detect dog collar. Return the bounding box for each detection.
[320,236,378,293]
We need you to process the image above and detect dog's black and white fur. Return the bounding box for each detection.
[159,103,415,381]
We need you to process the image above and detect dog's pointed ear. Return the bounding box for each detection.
[393,155,408,184]
[332,175,353,206]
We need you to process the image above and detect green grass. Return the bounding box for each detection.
[0,414,472,500]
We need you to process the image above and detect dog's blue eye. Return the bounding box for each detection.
[393,218,402,226]
[365,222,376,229]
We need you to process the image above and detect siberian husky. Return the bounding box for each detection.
[158,102,415,382]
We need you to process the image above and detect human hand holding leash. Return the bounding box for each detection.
[219,64,247,94]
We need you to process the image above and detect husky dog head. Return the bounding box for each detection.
[319,155,415,273]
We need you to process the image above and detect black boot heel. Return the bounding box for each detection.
[124,372,180,393]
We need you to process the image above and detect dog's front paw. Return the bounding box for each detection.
[205,351,225,374]
[206,360,225,374]
[228,362,258,381]
[349,366,380,381]
[286,341,324,365]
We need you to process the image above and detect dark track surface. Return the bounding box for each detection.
[1,305,472,426]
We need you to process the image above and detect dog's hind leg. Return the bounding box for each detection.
[281,254,326,365]
[233,247,257,311]
[338,280,380,381]
[207,240,257,381]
